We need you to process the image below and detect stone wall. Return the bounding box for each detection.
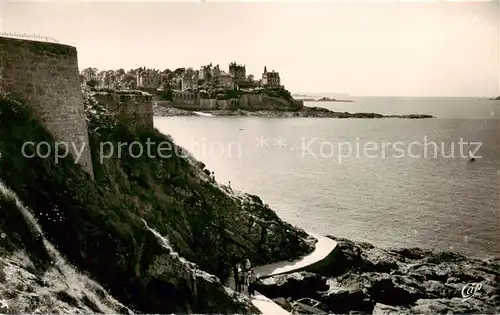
[197,98,239,110]
[0,36,94,178]
[238,94,263,109]
[172,91,198,105]
[169,91,299,111]
[198,99,217,109]
[94,93,154,129]
[217,98,239,110]
[174,98,239,110]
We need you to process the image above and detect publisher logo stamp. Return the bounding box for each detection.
[462,282,482,301]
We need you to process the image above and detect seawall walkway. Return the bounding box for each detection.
[225,233,337,315]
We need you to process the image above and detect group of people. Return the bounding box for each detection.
[233,258,258,297]
[207,172,232,191]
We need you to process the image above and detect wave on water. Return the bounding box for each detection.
[193,111,214,117]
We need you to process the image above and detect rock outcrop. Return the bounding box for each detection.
[153,104,197,116]
[316,97,354,102]
[153,105,434,119]
[254,236,500,314]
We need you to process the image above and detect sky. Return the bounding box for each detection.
[1,0,499,97]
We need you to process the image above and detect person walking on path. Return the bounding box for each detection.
[247,269,258,298]
[241,258,251,293]
[243,258,251,271]
[238,263,245,293]
[233,263,241,293]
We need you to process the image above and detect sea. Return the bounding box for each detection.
[154,97,500,259]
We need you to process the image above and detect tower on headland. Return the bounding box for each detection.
[0,36,94,179]
[229,62,246,82]
[261,66,280,88]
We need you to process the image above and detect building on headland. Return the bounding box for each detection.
[168,77,182,90]
[136,69,161,89]
[216,72,234,90]
[82,62,289,108]
[261,66,281,88]
[210,64,221,78]
[199,64,213,81]
[136,72,143,87]
[181,68,198,91]
[229,62,246,82]
[159,62,299,110]
[236,74,260,90]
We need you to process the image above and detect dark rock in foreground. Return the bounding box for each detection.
[153,105,434,119]
[254,236,500,314]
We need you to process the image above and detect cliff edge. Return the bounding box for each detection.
[0,94,314,314]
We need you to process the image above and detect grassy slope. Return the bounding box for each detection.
[0,188,134,314]
[0,95,313,313]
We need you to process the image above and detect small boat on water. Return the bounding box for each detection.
[468,150,475,162]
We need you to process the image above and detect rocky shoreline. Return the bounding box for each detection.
[153,105,434,119]
[254,236,500,314]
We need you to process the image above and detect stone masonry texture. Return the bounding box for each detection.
[93,93,154,130]
[0,36,94,178]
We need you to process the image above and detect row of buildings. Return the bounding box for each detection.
[139,63,282,92]
[82,63,282,93]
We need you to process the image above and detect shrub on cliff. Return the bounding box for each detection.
[266,88,293,102]
[0,95,313,313]
[82,84,116,135]
[159,89,173,101]
[224,89,243,99]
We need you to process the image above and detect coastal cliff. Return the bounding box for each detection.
[0,94,314,314]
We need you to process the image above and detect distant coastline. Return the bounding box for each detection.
[477,96,500,101]
[153,104,434,119]
[292,94,354,103]
[315,97,354,102]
